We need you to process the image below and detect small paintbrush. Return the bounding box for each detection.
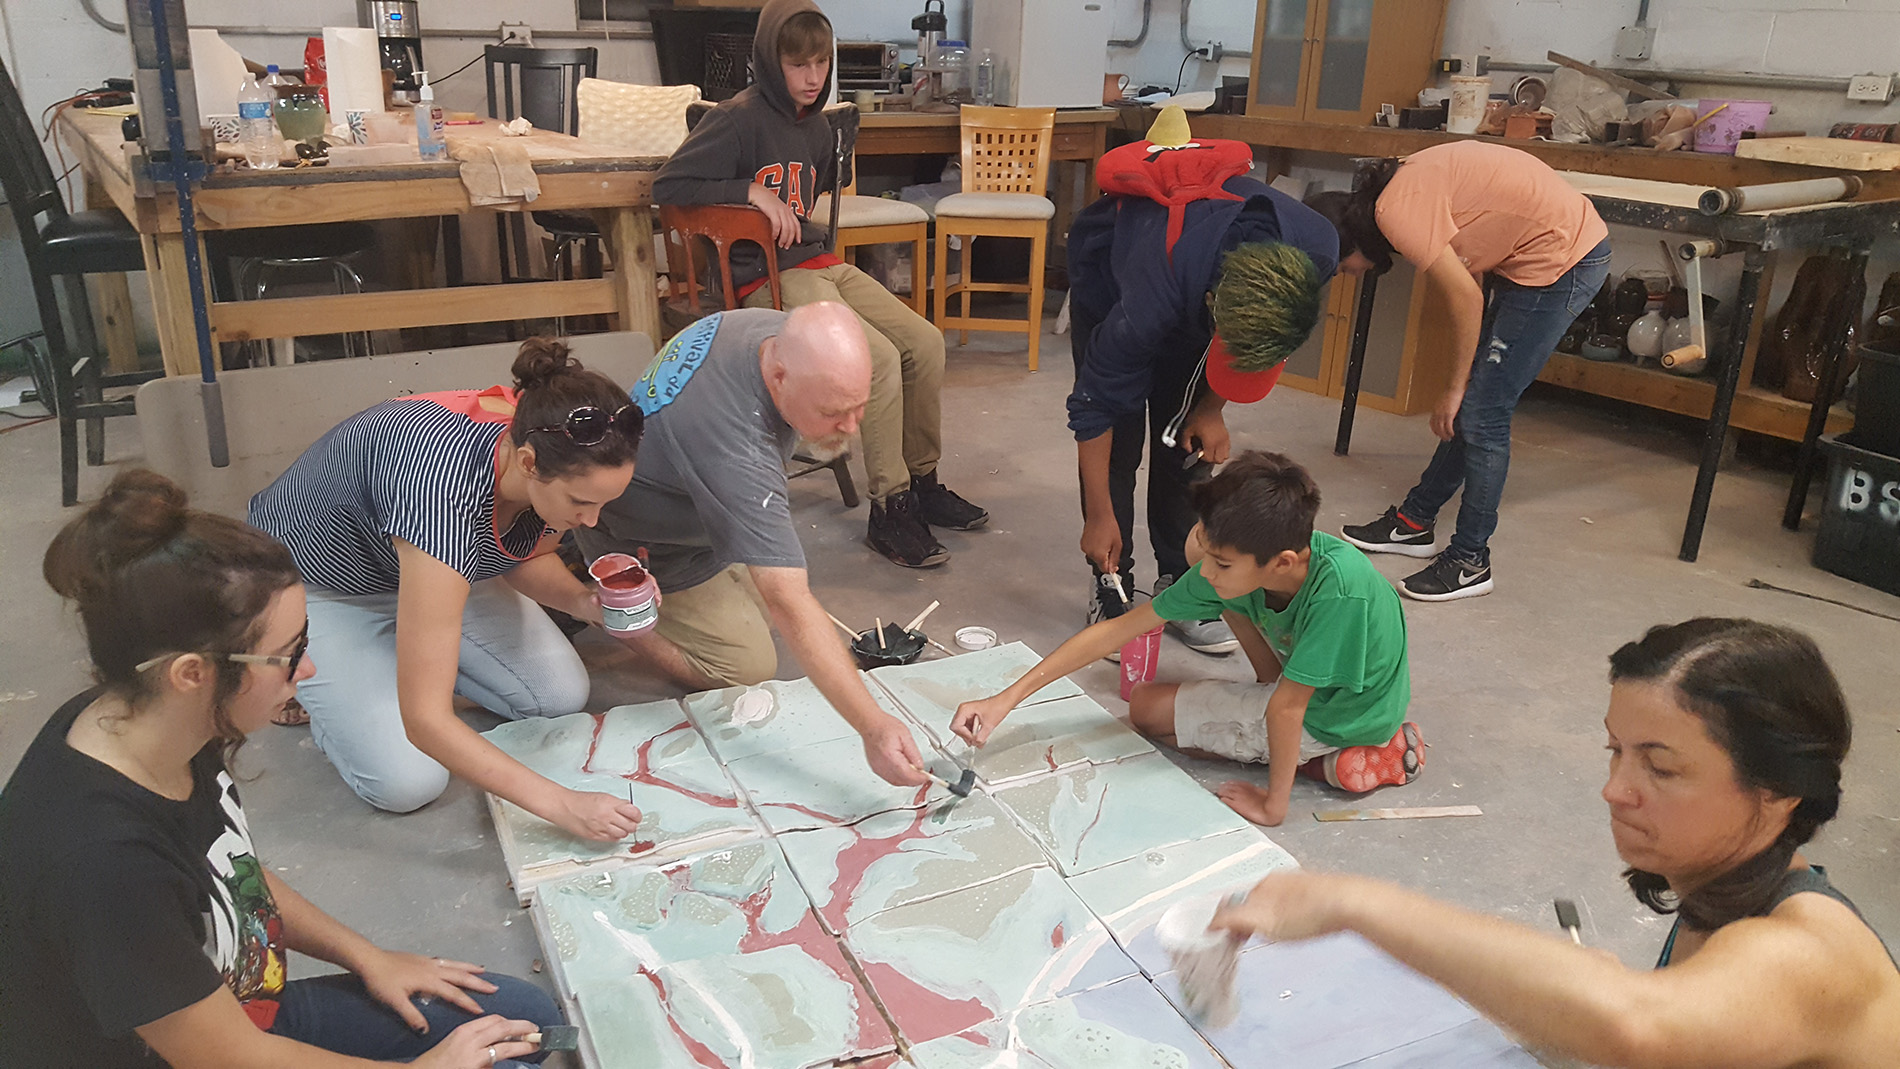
[923,767,976,797]
[1553,899,1583,945]
[519,1025,580,1051]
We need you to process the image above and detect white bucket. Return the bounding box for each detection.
[1446,75,1490,135]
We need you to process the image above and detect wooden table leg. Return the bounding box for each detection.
[1085,124,1104,201]
[606,206,660,343]
[86,273,141,373]
[142,231,214,377]
[1679,246,1767,562]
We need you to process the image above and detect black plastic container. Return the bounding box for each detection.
[1854,344,1900,458]
[1813,433,1900,597]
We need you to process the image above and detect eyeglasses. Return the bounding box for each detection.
[135,626,310,677]
[525,405,641,447]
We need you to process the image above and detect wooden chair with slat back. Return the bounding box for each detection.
[816,160,931,315]
[656,204,857,506]
[932,106,1057,370]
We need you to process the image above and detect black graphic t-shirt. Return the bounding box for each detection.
[0,691,287,1067]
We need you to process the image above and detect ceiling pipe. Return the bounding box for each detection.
[1181,0,1251,59]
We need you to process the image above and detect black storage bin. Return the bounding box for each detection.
[1813,433,1900,597]
[1856,344,1900,458]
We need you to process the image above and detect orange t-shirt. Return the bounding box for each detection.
[1374,142,1607,287]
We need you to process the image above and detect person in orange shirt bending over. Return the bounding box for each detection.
[1307,142,1610,603]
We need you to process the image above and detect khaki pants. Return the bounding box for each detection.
[655,564,777,687]
[744,262,943,500]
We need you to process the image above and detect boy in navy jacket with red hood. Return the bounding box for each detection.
[1067,112,1338,651]
[654,0,985,570]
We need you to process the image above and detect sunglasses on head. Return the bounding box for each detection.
[526,405,641,447]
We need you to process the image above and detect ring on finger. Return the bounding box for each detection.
[486,1046,497,1066]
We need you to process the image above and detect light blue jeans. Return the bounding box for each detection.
[1400,239,1612,561]
[299,580,591,813]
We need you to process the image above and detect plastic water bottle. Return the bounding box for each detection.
[236,72,280,169]
[975,49,995,106]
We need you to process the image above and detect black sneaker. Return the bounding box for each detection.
[1342,506,1437,558]
[911,469,989,530]
[867,490,950,568]
[1088,573,1133,663]
[1400,551,1493,602]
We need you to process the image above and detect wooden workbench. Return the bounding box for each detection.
[58,110,664,376]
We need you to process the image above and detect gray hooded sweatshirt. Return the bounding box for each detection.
[652,0,837,288]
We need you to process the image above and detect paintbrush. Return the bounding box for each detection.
[875,618,888,651]
[1554,899,1583,945]
[824,610,860,641]
[923,766,976,797]
[904,600,941,633]
[518,1026,580,1051]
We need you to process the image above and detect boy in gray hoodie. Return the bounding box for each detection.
[654,0,987,569]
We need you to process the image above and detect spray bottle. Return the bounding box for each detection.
[413,70,445,160]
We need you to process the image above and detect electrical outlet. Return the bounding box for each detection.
[500,21,532,46]
[1847,73,1895,102]
[1615,25,1655,61]
[1474,54,1490,76]
[1436,57,1462,74]
[1207,40,1224,64]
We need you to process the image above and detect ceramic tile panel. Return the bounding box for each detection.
[484,702,701,780]
[684,675,903,763]
[843,865,1140,1047]
[869,642,1084,738]
[1065,829,1299,976]
[992,754,1255,877]
[534,838,823,1000]
[776,791,1049,933]
[1340,1017,1546,1067]
[908,975,1227,1069]
[722,722,958,834]
[572,943,894,1069]
[489,751,756,896]
[1157,932,1484,1068]
[953,694,1154,786]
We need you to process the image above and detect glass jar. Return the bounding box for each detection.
[936,40,968,104]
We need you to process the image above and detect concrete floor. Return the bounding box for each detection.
[4,322,1899,1026]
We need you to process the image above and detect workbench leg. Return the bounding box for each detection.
[87,273,141,374]
[1680,248,1766,563]
[1085,125,1104,201]
[607,206,660,344]
[143,231,213,377]
[1782,246,1871,531]
[1333,271,1380,456]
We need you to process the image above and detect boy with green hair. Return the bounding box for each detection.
[653,0,985,570]
[954,451,1422,826]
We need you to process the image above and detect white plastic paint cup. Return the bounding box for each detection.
[1157,895,1243,1028]
[589,553,661,634]
[1446,75,1490,135]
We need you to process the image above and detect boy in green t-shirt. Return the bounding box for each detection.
[953,451,1421,826]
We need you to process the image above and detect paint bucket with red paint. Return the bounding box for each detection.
[1119,624,1162,701]
[590,553,661,634]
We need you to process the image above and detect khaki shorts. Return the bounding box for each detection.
[654,564,777,686]
[1173,680,1339,766]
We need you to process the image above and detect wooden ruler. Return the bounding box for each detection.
[1313,804,1484,822]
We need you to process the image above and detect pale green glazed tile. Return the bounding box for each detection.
[484,701,703,779]
[776,791,1049,933]
[573,974,707,1069]
[845,865,1139,1047]
[909,975,1226,1069]
[993,755,1254,877]
[625,943,893,1067]
[684,675,908,763]
[535,838,824,999]
[953,694,1154,786]
[869,642,1083,736]
[723,723,961,833]
[1065,829,1299,976]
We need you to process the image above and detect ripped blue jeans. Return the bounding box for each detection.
[1400,239,1611,562]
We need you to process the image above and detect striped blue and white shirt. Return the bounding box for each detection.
[249,388,553,595]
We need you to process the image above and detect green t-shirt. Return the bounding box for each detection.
[1151,531,1410,748]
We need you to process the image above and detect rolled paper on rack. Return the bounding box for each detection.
[1697,176,1862,216]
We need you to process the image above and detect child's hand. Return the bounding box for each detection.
[1215,781,1289,827]
[951,695,1013,747]
[746,183,804,249]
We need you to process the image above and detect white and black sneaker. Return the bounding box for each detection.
[1155,574,1239,654]
[1400,551,1494,602]
[1088,574,1133,662]
[1341,506,1437,558]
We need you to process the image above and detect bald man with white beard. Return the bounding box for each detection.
[577,302,930,787]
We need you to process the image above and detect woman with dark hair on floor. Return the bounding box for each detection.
[0,470,561,1068]
[1307,141,1611,603]
[249,338,645,840]
[1210,617,1900,1068]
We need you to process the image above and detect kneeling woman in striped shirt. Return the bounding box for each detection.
[250,339,646,842]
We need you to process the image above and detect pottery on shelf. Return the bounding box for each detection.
[1626,309,1668,361]
[1580,335,1623,362]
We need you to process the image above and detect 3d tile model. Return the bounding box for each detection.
[484,647,1538,1069]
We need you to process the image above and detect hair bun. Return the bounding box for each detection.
[96,469,190,554]
[513,337,581,392]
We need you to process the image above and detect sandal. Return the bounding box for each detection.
[273,698,311,727]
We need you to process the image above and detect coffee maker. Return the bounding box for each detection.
[360,0,424,102]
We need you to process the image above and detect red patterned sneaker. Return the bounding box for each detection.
[1322,721,1424,793]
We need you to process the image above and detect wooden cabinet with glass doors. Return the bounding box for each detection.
[1248,0,1448,125]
